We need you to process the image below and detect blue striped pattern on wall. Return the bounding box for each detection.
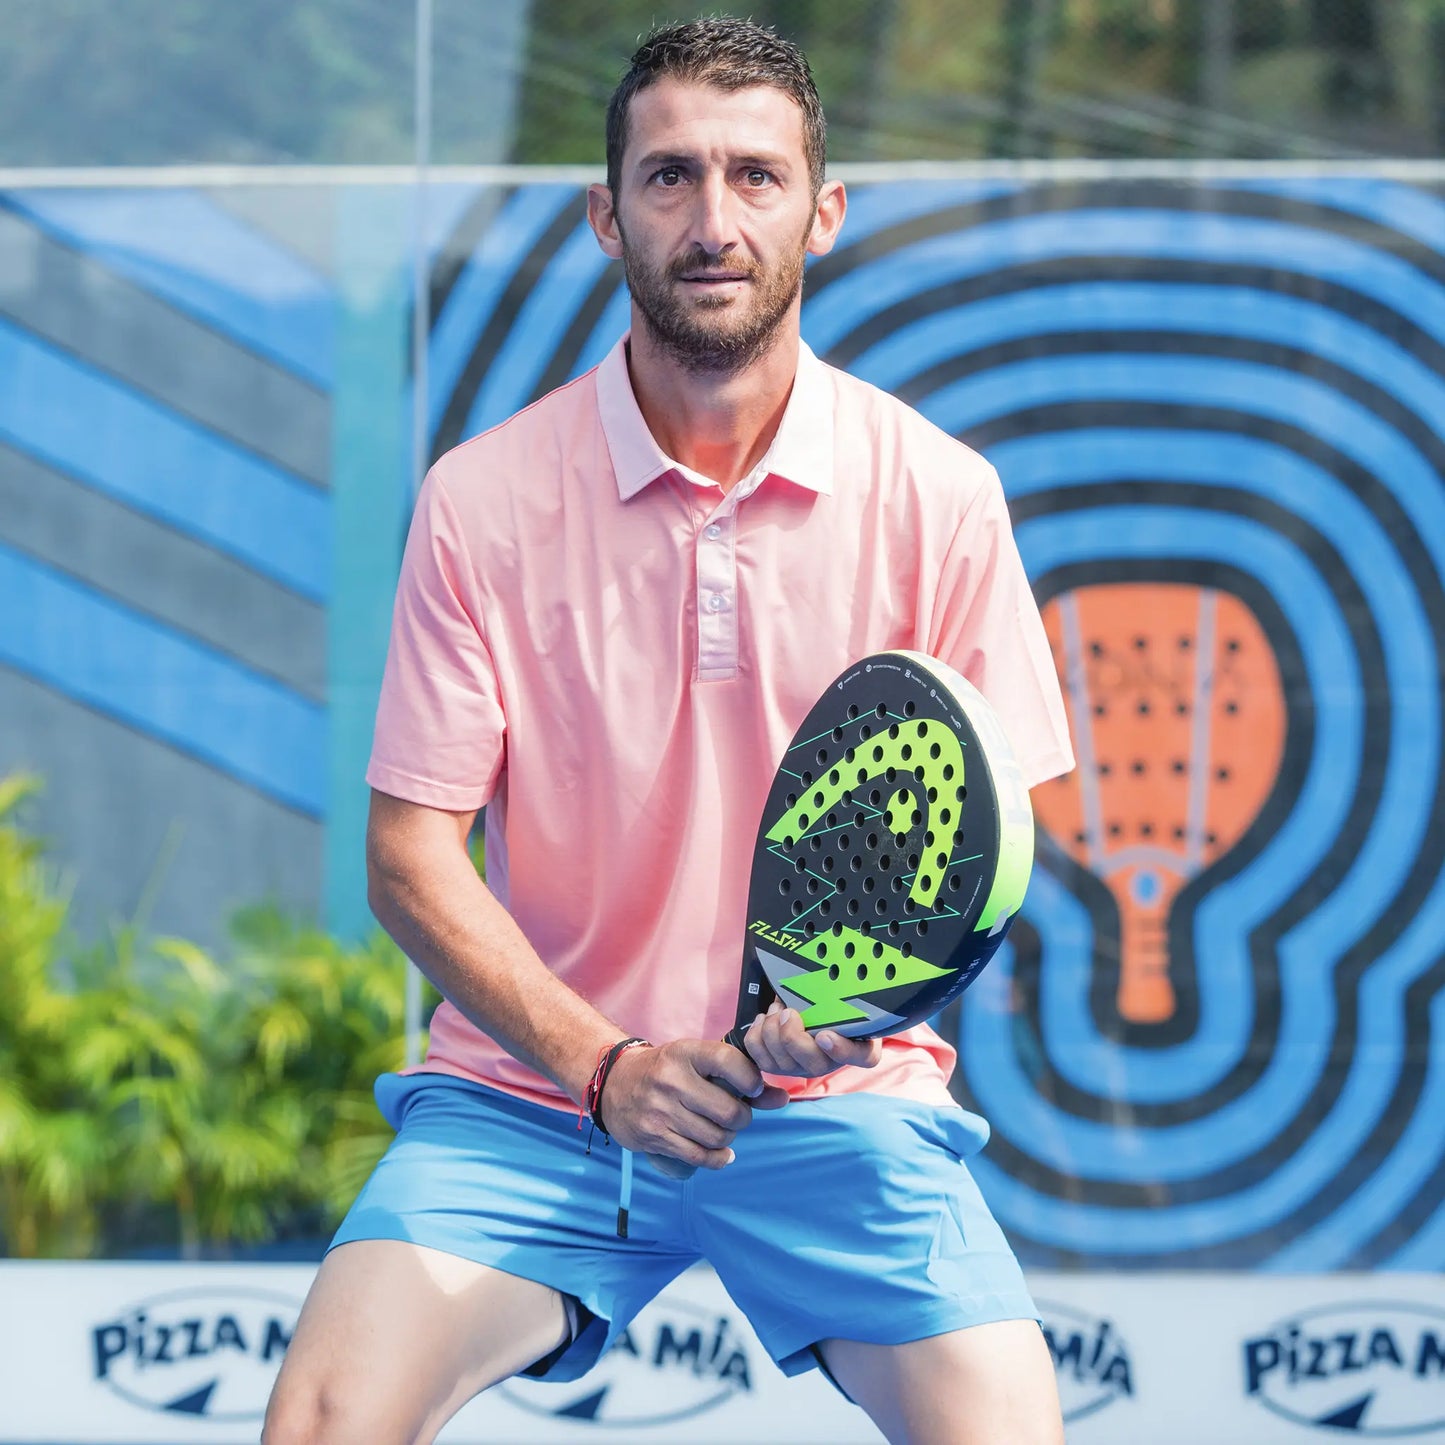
[0,189,333,825]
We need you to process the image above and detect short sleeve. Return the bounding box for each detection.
[366,468,506,810]
[927,466,1075,789]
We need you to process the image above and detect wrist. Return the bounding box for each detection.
[582,1036,651,1139]
[563,1029,635,1106]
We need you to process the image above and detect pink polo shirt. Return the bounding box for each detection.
[367,336,1073,1111]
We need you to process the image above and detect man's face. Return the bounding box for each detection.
[595,78,839,376]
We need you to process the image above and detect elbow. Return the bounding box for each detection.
[365,860,389,925]
[365,824,410,928]
[364,793,481,935]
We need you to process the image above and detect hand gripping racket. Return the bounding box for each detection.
[650,649,1034,1177]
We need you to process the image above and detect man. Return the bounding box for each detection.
[265,16,1072,1445]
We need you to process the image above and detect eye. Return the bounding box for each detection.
[744,168,771,186]
[654,166,684,187]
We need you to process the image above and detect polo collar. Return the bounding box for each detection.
[596,334,834,501]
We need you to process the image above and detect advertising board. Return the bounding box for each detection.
[2,1263,1442,1443]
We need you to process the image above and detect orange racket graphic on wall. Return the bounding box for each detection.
[1035,584,1287,1024]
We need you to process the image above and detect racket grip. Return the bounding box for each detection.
[646,1152,698,1180]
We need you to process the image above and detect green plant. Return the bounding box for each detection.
[217,904,435,1229]
[0,772,440,1259]
[0,773,107,1257]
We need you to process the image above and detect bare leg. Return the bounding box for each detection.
[820,1319,1065,1445]
[263,1240,571,1445]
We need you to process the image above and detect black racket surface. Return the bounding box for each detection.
[729,650,1034,1042]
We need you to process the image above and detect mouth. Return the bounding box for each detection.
[677,271,750,286]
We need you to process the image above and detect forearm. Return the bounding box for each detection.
[367,837,626,1105]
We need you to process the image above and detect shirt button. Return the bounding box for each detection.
[704,523,722,540]
[707,594,727,612]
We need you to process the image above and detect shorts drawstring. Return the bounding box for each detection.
[617,1147,634,1238]
[578,1037,651,1239]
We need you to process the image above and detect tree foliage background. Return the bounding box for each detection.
[1,0,1442,168]
[0,776,436,1259]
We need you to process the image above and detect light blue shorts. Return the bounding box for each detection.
[330,1072,1037,1381]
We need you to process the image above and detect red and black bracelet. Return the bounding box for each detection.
[578,1036,650,1151]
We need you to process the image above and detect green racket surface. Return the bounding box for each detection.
[728,650,1034,1043]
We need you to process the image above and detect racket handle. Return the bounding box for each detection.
[643,1029,755,1181]
[646,1152,697,1180]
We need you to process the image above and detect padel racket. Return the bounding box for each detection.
[1036,584,1285,1023]
[651,649,1034,1177]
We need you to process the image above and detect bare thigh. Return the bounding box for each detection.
[263,1239,569,1445]
[821,1319,1065,1445]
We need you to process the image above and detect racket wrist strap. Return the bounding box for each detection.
[579,1036,650,1149]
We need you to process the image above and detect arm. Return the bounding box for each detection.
[367,789,786,1168]
[928,466,1075,789]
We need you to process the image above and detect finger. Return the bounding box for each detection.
[631,1100,737,1167]
[744,1000,789,1063]
[741,1015,783,1073]
[647,1152,697,1180]
[749,1082,791,1110]
[678,1107,739,1150]
[758,1007,832,1074]
[632,1088,740,1149]
[759,1008,883,1077]
[815,1031,883,1068]
[651,1128,736,1172]
[703,1037,770,1101]
[742,1015,799,1076]
[688,1078,755,1133]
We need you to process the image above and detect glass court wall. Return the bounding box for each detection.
[2,0,1443,1274]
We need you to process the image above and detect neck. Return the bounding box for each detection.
[625,316,800,492]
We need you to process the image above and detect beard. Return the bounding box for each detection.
[619,228,809,377]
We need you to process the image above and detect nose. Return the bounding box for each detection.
[689,172,739,258]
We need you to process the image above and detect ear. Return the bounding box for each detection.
[587,183,625,260]
[806,179,847,258]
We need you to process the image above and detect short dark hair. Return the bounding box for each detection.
[605,17,827,198]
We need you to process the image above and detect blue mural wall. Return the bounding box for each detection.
[0,187,337,944]
[2,173,1442,1270]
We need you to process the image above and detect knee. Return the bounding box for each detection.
[263,1376,365,1445]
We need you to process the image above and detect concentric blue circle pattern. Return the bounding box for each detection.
[430,176,1445,1271]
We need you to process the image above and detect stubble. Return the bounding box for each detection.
[619,225,810,377]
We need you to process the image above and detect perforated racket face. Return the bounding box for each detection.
[735,652,1035,1040]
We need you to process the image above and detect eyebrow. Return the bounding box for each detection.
[633,149,794,173]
